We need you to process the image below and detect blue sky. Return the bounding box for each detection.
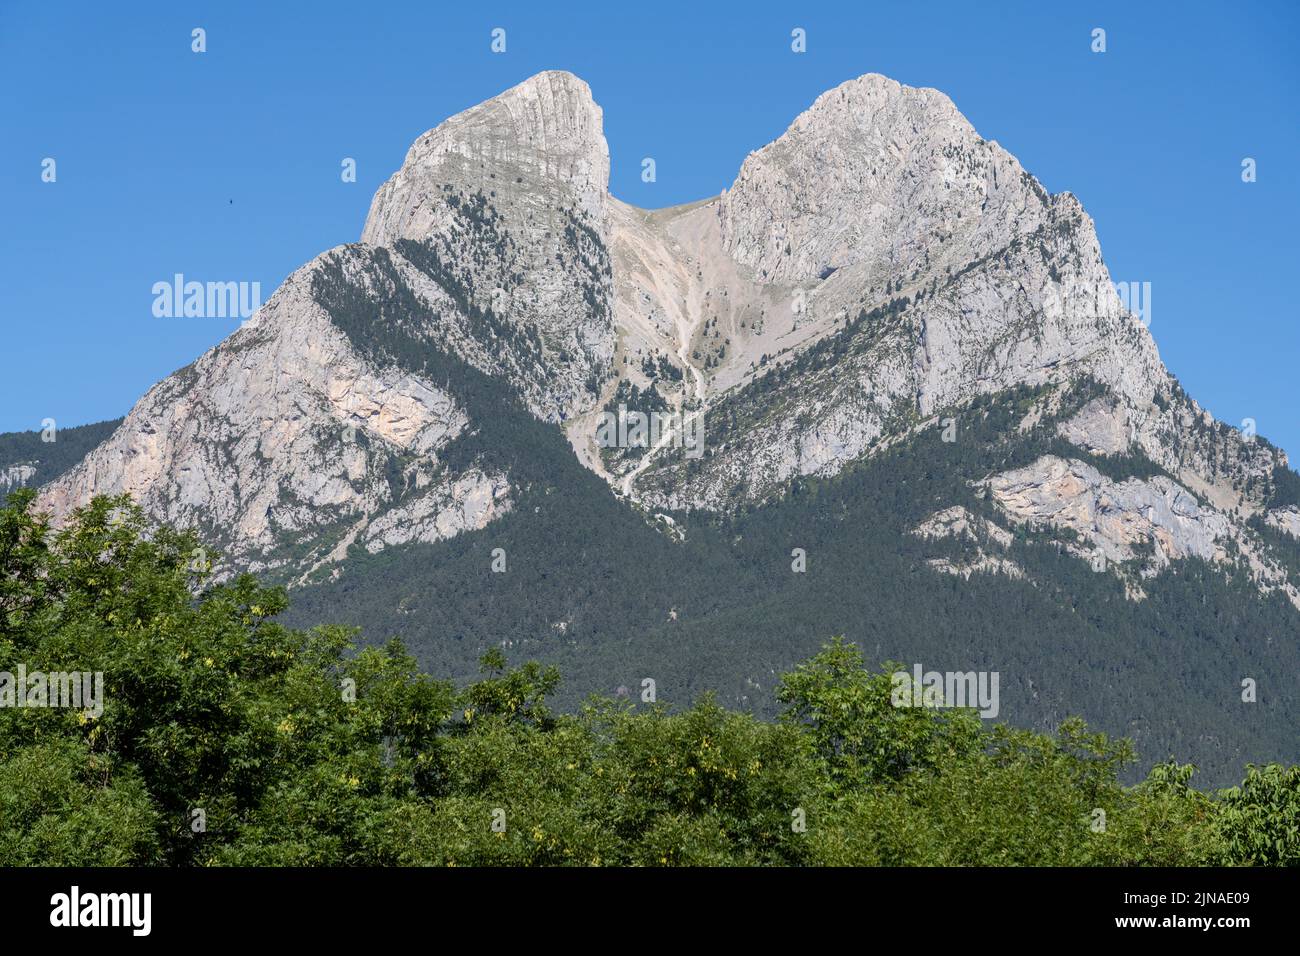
[2,1,1297,456]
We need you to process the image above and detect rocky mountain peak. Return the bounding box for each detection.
[361,70,610,249]
[719,72,1057,290]
[356,70,616,424]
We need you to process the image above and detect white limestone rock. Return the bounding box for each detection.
[986,455,1231,570]
[1266,507,1300,540]
[36,249,479,573]
[1,463,37,492]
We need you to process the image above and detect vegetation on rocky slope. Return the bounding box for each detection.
[278,357,1300,787]
[0,419,122,506]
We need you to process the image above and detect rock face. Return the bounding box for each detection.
[31,70,1298,602]
[986,456,1231,570]
[36,254,498,574]
[913,505,1013,549]
[719,75,1045,287]
[1,464,36,492]
[362,70,614,423]
[910,505,1024,581]
[1268,507,1300,540]
[364,72,608,247]
[616,73,1286,521]
[1057,398,1130,456]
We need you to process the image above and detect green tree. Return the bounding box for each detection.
[775,637,981,791]
[1217,763,1300,865]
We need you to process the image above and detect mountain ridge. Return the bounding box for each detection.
[6,69,1300,783]
[23,67,1300,589]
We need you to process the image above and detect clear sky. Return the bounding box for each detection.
[3,1,1297,456]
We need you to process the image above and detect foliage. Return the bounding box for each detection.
[1,490,1297,866]
[1217,763,1300,865]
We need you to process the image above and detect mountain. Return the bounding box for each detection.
[11,70,1300,784]
[0,419,122,504]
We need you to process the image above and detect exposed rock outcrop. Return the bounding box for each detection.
[986,455,1230,571]
[1,464,36,492]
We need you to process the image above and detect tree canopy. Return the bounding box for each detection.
[1,488,1297,866]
